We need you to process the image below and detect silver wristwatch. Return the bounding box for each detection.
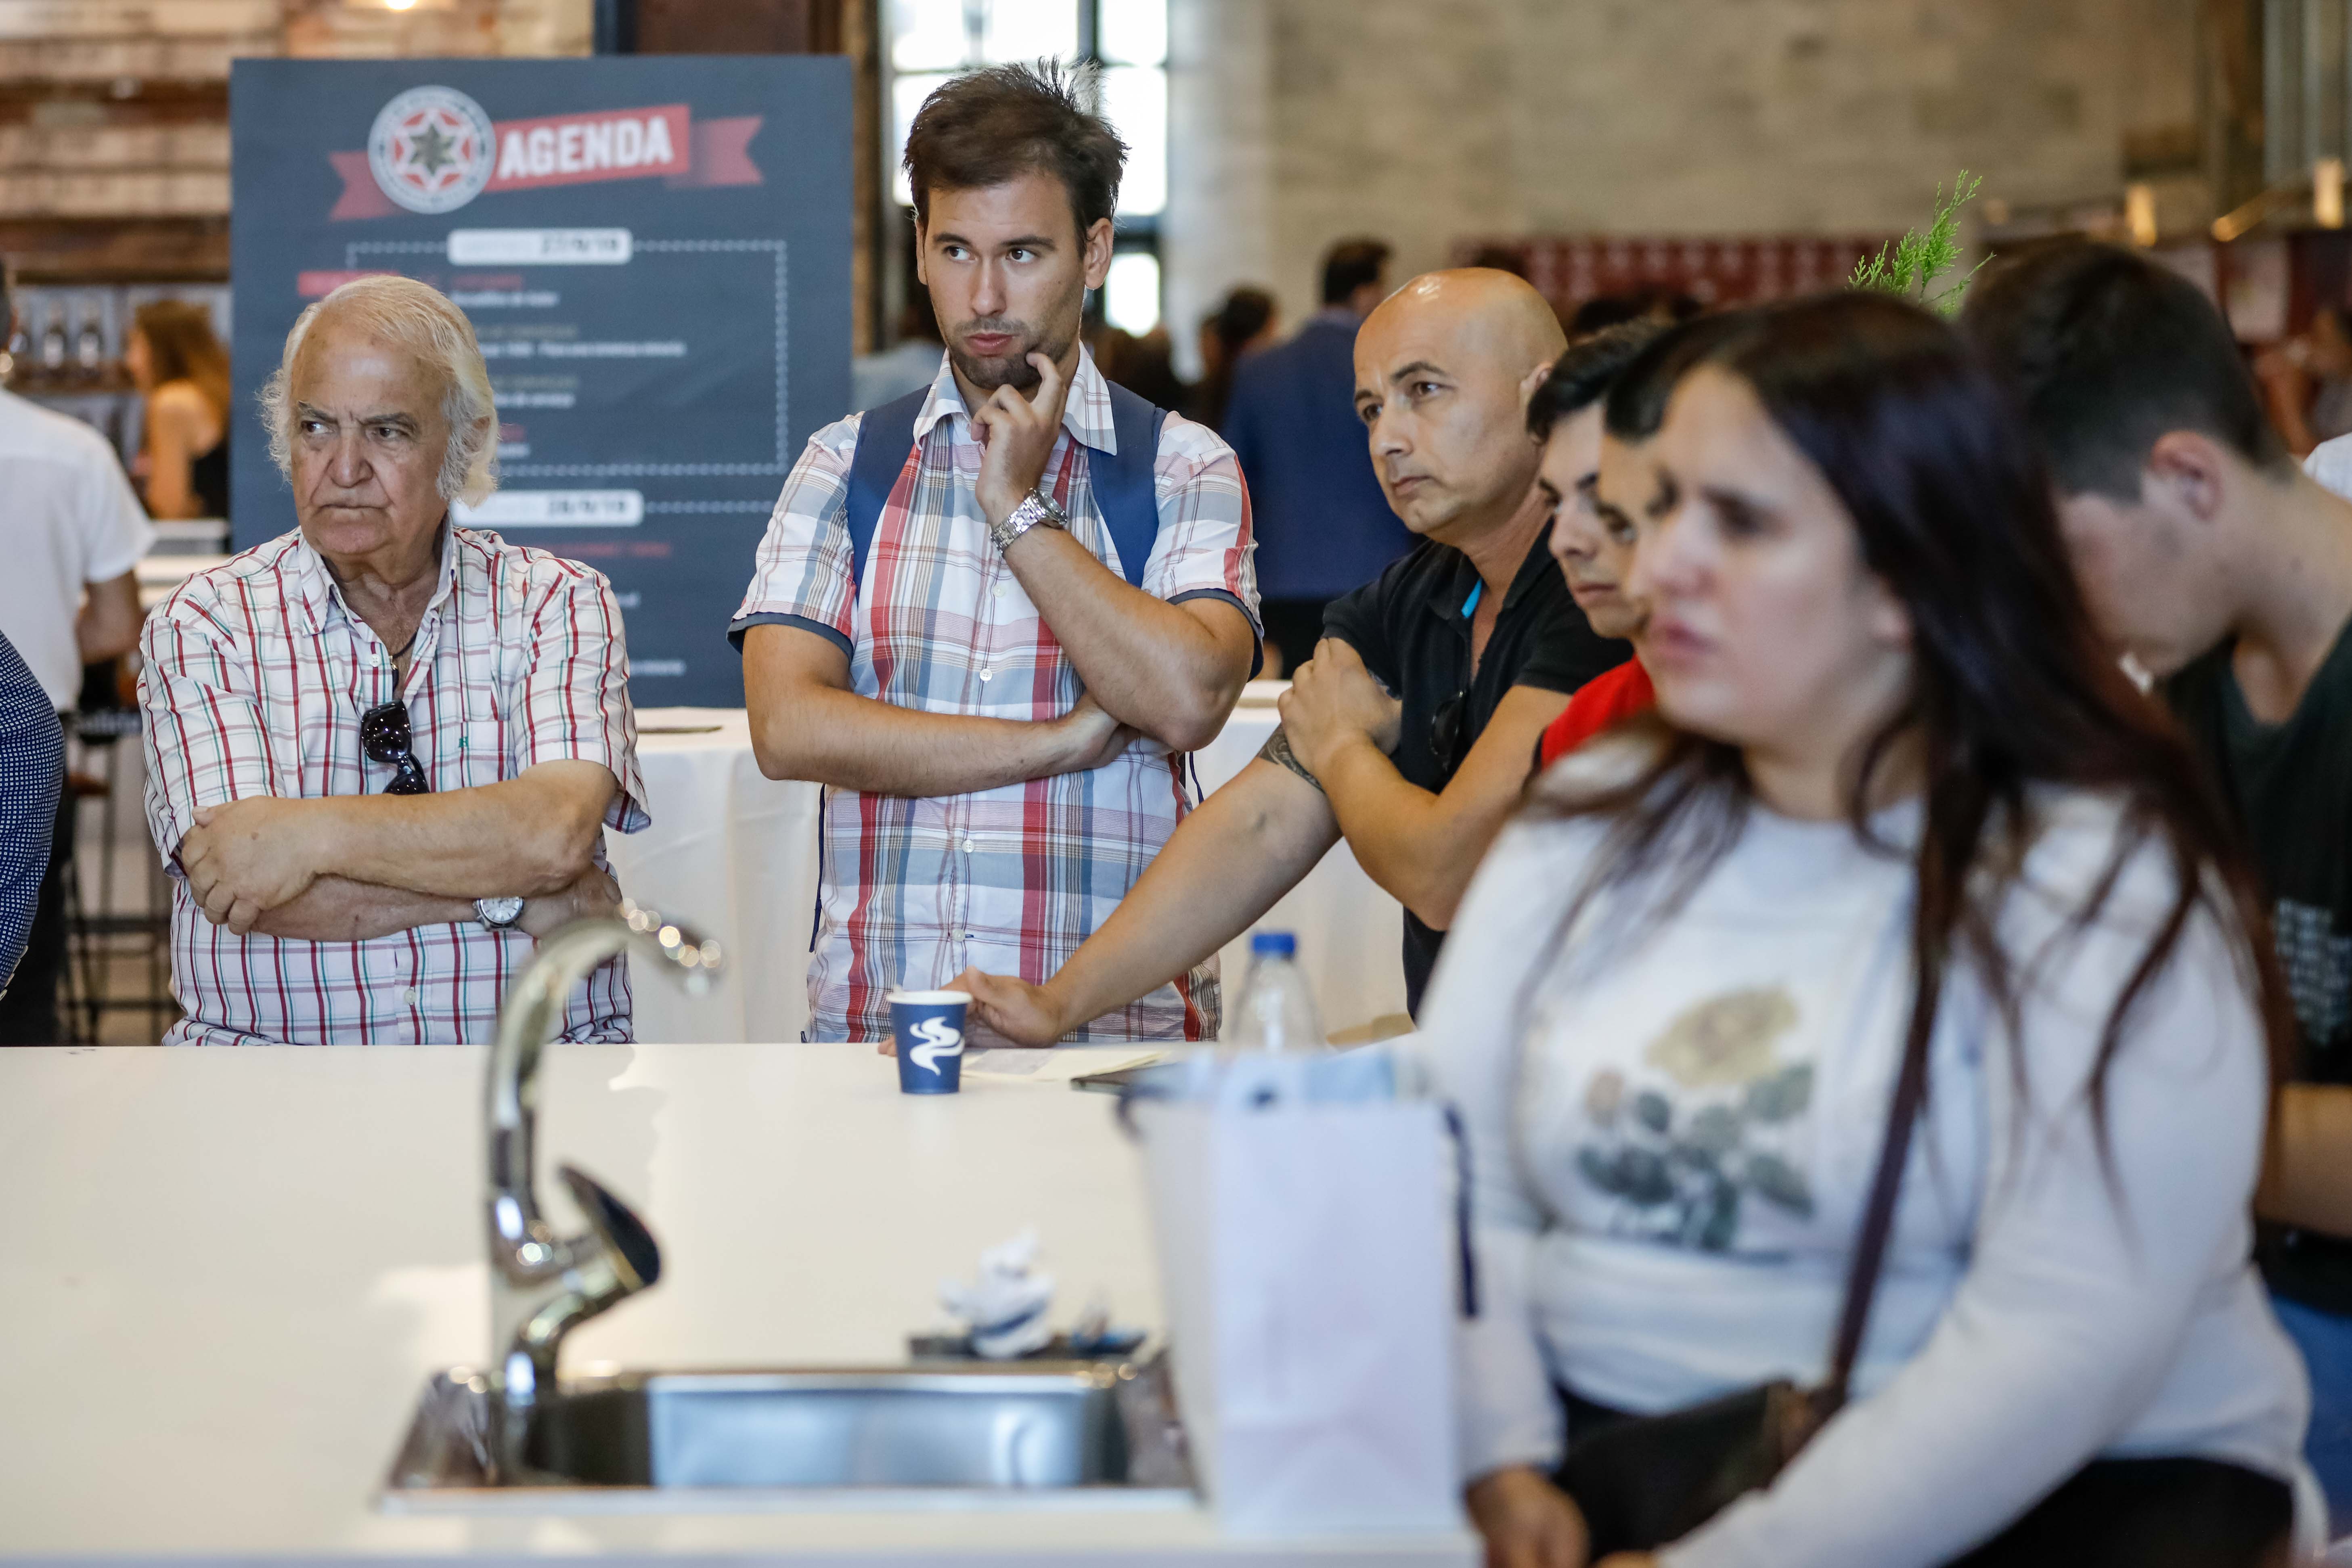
[989,486,1068,554]
[475,896,526,930]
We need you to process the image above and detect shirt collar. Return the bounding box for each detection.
[911,343,1121,454]
[1434,519,1557,626]
[291,519,459,636]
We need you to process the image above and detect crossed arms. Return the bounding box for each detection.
[743,576,1254,797]
[142,567,637,947]
[175,761,623,941]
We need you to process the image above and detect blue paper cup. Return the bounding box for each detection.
[890,990,971,1095]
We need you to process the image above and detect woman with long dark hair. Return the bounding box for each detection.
[1430,295,2310,1566]
[126,298,231,519]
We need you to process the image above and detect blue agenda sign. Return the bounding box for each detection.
[229,57,852,707]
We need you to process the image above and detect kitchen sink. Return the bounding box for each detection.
[381,1360,1195,1514]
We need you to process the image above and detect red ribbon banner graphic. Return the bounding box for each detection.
[329,103,762,221]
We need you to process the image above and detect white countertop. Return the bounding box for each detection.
[0,1043,1472,1564]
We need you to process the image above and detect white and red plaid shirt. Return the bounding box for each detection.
[140,524,650,1047]
[732,348,1259,1042]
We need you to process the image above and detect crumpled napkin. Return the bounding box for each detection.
[938,1227,1056,1359]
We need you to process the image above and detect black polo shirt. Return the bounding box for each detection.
[1320,522,1626,1013]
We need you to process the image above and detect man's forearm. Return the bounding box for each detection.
[249,876,474,942]
[2260,1082,2352,1236]
[303,761,614,900]
[77,572,143,664]
[1315,736,1491,928]
[1043,760,1339,1028]
[753,682,1100,796]
[1003,529,1248,751]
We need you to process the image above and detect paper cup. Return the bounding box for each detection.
[890,989,971,1095]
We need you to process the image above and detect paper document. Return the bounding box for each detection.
[961,1047,1165,1084]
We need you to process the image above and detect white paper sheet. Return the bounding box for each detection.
[960,1047,1166,1084]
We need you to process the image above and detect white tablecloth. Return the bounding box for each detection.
[602,708,821,1045]
[604,684,1409,1043]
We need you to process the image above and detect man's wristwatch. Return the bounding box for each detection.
[989,486,1069,554]
[475,896,526,930]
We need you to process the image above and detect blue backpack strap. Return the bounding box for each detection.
[1097,383,1260,680]
[1094,381,1169,588]
[852,382,1165,590]
[843,388,931,595]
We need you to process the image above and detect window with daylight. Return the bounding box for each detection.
[886,0,1169,333]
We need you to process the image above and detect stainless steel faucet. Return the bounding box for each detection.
[484,900,723,1481]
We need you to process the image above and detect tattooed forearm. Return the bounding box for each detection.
[1259,726,1326,793]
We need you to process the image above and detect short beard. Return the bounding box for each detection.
[947,319,1078,394]
[945,272,1087,394]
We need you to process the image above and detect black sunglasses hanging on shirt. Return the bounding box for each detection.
[360,699,431,796]
[1429,578,1483,770]
[1430,689,1470,771]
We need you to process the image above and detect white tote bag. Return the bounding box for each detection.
[1131,1091,1464,1537]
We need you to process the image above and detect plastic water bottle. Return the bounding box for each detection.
[1225,931,1326,1053]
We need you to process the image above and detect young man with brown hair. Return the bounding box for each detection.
[1966,239,2352,1526]
[732,64,1260,1043]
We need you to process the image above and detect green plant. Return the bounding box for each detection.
[1849,170,1985,317]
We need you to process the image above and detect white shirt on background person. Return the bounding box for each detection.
[0,387,153,710]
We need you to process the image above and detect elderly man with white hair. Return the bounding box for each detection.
[138,275,648,1046]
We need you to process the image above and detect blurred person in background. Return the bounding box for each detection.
[957,270,1623,1043]
[0,629,63,1010]
[1446,292,2304,1568]
[126,298,231,520]
[1188,284,1277,433]
[140,275,645,1047]
[1967,239,2352,1530]
[1223,237,1412,675]
[0,259,152,1043]
[1090,320,1190,411]
[2258,302,2352,458]
[851,282,947,415]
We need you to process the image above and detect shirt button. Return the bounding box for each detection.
[402,986,421,1006]
[992,581,1009,599]
[978,668,994,682]
[960,838,975,854]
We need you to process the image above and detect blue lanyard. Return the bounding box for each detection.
[1462,580,1483,617]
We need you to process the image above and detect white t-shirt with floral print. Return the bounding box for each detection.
[1420,745,2308,1568]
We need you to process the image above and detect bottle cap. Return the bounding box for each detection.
[1250,930,1297,957]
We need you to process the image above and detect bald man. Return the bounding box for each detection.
[956,270,1625,1040]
